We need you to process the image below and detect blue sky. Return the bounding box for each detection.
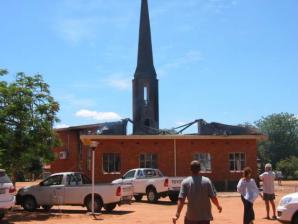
[1,0,297,131]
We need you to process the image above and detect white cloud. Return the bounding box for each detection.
[105,78,131,91]
[158,51,203,76]
[56,17,99,44]
[59,94,96,108]
[103,73,131,91]
[54,123,70,129]
[75,109,122,121]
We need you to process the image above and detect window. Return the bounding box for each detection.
[103,153,120,173]
[144,119,150,127]
[229,152,246,172]
[140,153,157,168]
[81,174,91,184]
[144,85,149,105]
[0,171,11,183]
[123,170,136,179]
[86,148,92,171]
[194,153,212,172]
[42,175,63,186]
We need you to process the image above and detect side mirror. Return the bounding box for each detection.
[121,176,124,179]
[39,182,44,186]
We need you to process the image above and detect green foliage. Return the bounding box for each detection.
[255,113,298,166]
[0,69,61,181]
[276,156,298,179]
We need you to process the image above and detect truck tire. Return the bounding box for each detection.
[22,196,37,212]
[292,212,298,224]
[134,195,143,202]
[42,205,53,211]
[0,211,4,220]
[85,196,103,213]
[169,193,179,203]
[146,188,158,203]
[104,203,117,212]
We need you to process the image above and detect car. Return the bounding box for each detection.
[0,169,16,220]
[277,192,298,224]
[112,168,184,203]
[16,172,133,212]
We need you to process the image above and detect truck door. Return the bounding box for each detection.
[64,174,83,204]
[133,169,145,193]
[37,174,64,205]
[122,170,136,185]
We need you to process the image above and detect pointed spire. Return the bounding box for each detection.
[135,0,157,78]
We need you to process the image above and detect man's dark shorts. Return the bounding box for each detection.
[263,193,275,201]
[184,218,210,224]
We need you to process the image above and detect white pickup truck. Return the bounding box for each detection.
[16,172,133,212]
[112,168,184,203]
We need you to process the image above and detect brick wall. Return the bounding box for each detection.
[50,132,257,191]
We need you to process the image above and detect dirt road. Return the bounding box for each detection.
[2,181,297,224]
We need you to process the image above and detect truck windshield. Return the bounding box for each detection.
[123,170,136,179]
[42,175,63,186]
[0,171,11,183]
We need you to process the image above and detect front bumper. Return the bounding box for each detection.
[118,195,132,205]
[0,196,15,210]
[277,205,296,222]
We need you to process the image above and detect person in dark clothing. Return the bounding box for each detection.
[172,160,222,224]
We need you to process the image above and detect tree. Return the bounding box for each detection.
[255,113,298,166]
[0,69,61,182]
[276,156,298,179]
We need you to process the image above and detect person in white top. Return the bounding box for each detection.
[259,163,277,220]
[237,167,259,224]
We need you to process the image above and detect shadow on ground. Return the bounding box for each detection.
[2,209,61,224]
[133,200,177,206]
[2,208,134,223]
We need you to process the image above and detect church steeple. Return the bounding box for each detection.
[133,0,159,134]
[135,0,157,78]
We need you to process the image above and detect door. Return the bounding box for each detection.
[122,170,136,185]
[36,175,64,205]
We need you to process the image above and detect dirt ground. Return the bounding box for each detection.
[2,181,298,224]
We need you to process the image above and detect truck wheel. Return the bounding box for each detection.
[146,188,158,203]
[134,195,143,202]
[85,196,103,213]
[42,205,53,211]
[23,196,37,212]
[104,203,117,212]
[0,211,4,220]
[292,212,298,224]
[169,194,179,203]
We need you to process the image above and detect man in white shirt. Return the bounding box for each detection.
[259,163,276,220]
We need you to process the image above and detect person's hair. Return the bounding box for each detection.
[265,163,272,171]
[243,167,252,178]
[190,160,201,174]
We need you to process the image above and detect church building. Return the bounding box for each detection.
[49,0,264,190]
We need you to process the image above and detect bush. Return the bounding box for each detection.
[276,156,298,180]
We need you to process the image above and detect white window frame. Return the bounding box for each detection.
[194,153,212,173]
[139,153,158,168]
[102,153,121,174]
[229,152,246,172]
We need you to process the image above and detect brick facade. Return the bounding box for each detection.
[49,131,262,191]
